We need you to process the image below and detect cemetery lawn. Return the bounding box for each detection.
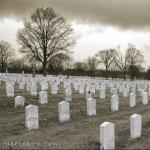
[1,82,150,149]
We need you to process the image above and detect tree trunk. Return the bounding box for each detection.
[2,62,4,73]
[91,71,93,79]
[32,68,35,77]
[130,73,134,81]
[123,71,127,80]
[93,70,95,79]
[43,62,47,76]
[105,66,108,80]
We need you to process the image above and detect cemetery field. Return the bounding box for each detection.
[1,81,150,149]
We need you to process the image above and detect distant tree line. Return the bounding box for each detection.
[71,44,146,80]
[0,38,148,80]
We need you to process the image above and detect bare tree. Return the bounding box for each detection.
[17,7,75,76]
[86,56,98,78]
[9,58,23,73]
[146,67,150,80]
[128,65,144,80]
[126,44,144,67]
[73,61,87,75]
[0,40,14,73]
[96,49,115,79]
[109,61,121,79]
[113,44,144,80]
[23,54,41,77]
[48,55,71,75]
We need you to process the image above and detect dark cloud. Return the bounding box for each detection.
[0,0,49,18]
[0,0,150,29]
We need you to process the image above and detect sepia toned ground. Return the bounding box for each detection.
[0,81,150,149]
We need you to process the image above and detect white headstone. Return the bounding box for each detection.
[15,96,25,107]
[6,84,14,97]
[79,85,84,94]
[130,114,142,139]
[26,82,31,92]
[30,84,37,96]
[140,89,144,96]
[87,98,96,116]
[58,101,70,122]
[41,81,48,91]
[148,87,150,96]
[51,83,58,94]
[39,91,48,104]
[129,93,136,107]
[25,105,39,131]
[64,88,72,101]
[111,95,119,112]
[100,86,105,99]
[19,82,25,90]
[118,85,123,93]
[100,121,115,150]
[91,85,95,93]
[142,92,148,105]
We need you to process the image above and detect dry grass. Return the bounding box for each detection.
[0,81,150,149]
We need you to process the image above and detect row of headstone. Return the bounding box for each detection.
[21,103,143,149]
[4,73,150,99]
[5,75,62,98]
[100,114,142,149]
[14,90,149,117]
[111,91,149,112]
[24,97,97,129]
[14,91,48,106]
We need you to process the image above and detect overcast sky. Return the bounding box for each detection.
[0,0,150,67]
